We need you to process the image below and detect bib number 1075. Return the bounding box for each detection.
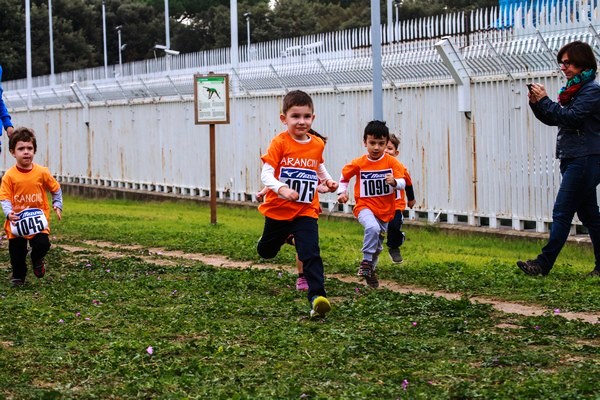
[279,167,318,204]
[11,208,48,237]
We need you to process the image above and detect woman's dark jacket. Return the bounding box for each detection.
[530,79,600,159]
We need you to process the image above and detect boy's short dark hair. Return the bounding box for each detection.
[363,120,389,142]
[388,133,400,150]
[9,127,37,152]
[282,90,314,114]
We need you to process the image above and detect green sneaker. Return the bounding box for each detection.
[310,296,331,319]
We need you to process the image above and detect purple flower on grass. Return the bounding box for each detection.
[554,308,561,314]
[59,319,64,323]
[412,322,417,327]
[534,325,541,330]
[147,346,154,355]
[85,263,91,267]
[402,379,409,390]
[75,312,81,317]
[355,287,360,294]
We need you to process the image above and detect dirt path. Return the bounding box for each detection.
[58,241,600,324]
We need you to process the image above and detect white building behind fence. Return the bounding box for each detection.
[3,1,600,233]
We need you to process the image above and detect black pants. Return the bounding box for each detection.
[386,210,404,249]
[257,216,326,301]
[9,233,51,280]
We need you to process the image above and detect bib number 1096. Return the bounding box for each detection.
[359,169,393,198]
[11,208,48,237]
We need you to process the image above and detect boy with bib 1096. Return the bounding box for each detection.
[0,128,62,287]
[256,90,338,319]
[337,121,408,288]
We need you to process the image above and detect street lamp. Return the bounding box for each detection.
[154,44,180,71]
[25,0,32,107]
[116,25,126,77]
[49,0,55,85]
[102,0,108,79]
[164,0,170,50]
[243,12,251,61]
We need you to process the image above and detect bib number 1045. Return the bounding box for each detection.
[11,208,48,237]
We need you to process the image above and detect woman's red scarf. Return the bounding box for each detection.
[558,69,596,105]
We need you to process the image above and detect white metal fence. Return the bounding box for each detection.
[2,2,600,232]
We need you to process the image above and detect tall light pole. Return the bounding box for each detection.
[244,12,251,61]
[371,0,383,120]
[164,0,171,71]
[116,25,123,77]
[164,0,170,49]
[102,0,108,78]
[49,0,55,85]
[25,0,32,108]
[230,0,239,91]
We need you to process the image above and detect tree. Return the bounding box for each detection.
[0,0,25,79]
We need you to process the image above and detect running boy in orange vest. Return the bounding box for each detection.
[337,121,408,288]
[0,127,63,287]
[257,90,338,318]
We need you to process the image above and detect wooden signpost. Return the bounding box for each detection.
[193,73,230,224]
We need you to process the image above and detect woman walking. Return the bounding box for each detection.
[517,41,600,277]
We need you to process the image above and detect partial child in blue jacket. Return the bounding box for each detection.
[0,65,15,141]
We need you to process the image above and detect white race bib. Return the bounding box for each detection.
[359,169,393,198]
[11,208,49,237]
[279,167,318,203]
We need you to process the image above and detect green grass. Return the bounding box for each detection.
[55,195,600,312]
[1,195,599,398]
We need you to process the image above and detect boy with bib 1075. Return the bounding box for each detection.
[256,90,338,319]
[337,120,408,288]
[0,128,62,287]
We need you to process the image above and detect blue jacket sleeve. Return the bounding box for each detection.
[529,83,600,129]
[0,66,13,132]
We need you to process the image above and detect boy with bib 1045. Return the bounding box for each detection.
[337,120,408,288]
[256,90,338,319]
[0,128,63,287]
